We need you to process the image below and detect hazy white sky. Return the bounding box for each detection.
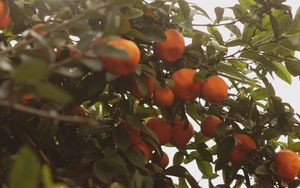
[166,1,300,187]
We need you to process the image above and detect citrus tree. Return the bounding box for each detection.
[0,0,300,187]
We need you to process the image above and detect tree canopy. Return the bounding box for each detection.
[0,0,300,187]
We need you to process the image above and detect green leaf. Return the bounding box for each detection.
[269,14,280,41]
[252,88,268,100]
[274,62,292,84]
[280,35,300,51]
[242,24,257,42]
[285,59,300,76]
[238,0,257,9]
[112,127,131,151]
[127,28,147,42]
[140,26,166,42]
[178,0,191,20]
[9,146,40,188]
[207,26,224,44]
[255,165,271,175]
[217,63,256,85]
[191,4,211,19]
[121,7,144,19]
[214,7,224,23]
[225,24,242,38]
[215,136,234,170]
[192,31,211,46]
[240,51,276,70]
[196,160,214,179]
[125,150,147,168]
[287,7,300,35]
[79,58,103,71]
[287,142,300,152]
[94,44,129,59]
[165,166,200,188]
[33,82,72,104]
[173,152,184,166]
[14,59,50,82]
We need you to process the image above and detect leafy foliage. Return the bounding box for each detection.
[0,0,300,187]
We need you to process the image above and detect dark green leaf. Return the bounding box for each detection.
[9,146,40,188]
[14,59,50,82]
[140,26,166,42]
[240,51,276,70]
[274,62,292,84]
[269,14,280,41]
[121,7,144,19]
[252,88,268,100]
[225,24,242,38]
[196,160,214,178]
[93,44,129,59]
[207,27,224,44]
[112,127,131,151]
[165,166,200,188]
[214,7,224,23]
[178,0,191,20]
[285,59,300,76]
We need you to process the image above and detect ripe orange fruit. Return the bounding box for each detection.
[130,74,155,99]
[153,86,174,107]
[32,23,47,36]
[201,75,228,103]
[153,29,185,63]
[136,141,153,161]
[0,14,10,30]
[170,119,194,147]
[200,115,222,138]
[160,152,169,168]
[146,118,172,145]
[229,134,256,165]
[100,38,140,76]
[0,0,8,18]
[71,106,86,116]
[275,149,300,183]
[119,122,141,146]
[22,93,34,105]
[171,68,202,101]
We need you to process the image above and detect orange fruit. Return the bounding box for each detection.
[160,152,169,168]
[171,68,202,101]
[153,29,185,63]
[146,118,172,145]
[153,86,174,107]
[22,93,34,105]
[200,115,222,138]
[100,38,140,76]
[170,119,194,147]
[71,106,86,116]
[32,23,47,36]
[136,141,153,161]
[201,75,228,103]
[130,74,156,99]
[229,134,256,165]
[119,122,141,146]
[275,149,300,183]
[0,1,6,16]
[0,14,10,30]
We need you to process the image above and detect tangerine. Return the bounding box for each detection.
[160,152,169,168]
[136,141,153,161]
[153,29,185,63]
[200,115,222,138]
[201,75,228,102]
[171,68,202,101]
[153,86,174,107]
[275,149,300,183]
[146,118,172,145]
[100,38,140,76]
[229,134,256,165]
[32,23,47,36]
[71,106,86,116]
[0,14,10,30]
[170,119,194,147]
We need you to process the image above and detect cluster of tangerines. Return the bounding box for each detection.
[96,28,300,184]
[0,0,10,30]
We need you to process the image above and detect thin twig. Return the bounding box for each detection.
[193,20,238,27]
[0,100,111,128]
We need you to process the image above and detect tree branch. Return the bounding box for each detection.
[193,20,238,27]
[0,100,111,128]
